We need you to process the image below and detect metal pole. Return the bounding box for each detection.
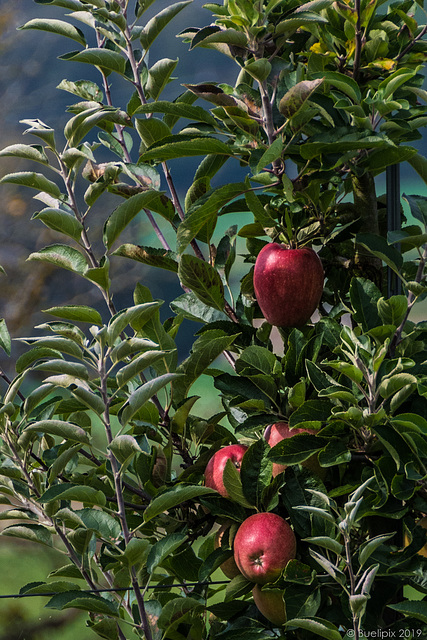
[386,164,402,297]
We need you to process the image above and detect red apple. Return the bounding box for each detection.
[252,583,287,626]
[253,243,324,327]
[214,522,241,579]
[233,512,296,584]
[204,444,248,498]
[264,422,321,477]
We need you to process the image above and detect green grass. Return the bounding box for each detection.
[0,540,92,639]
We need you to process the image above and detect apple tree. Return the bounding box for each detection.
[0,0,427,639]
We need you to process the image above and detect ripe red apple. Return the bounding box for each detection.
[264,422,322,477]
[253,243,324,327]
[252,584,287,626]
[233,512,296,584]
[214,522,241,579]
[204,444,248,498]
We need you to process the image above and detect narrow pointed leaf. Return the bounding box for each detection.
[27,244,88,274]
[22,420,90,444]
[144,484,216,522]
[0,172,62,198]
[120,372,179,425]
[19,18,86,45]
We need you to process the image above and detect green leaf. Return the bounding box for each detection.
[356,233,403,273]
[17,336,83,359]
[178,255,225,311]
[107,301,161,343]
[43,305,103,326]
[320,71,361,103]
[46,591,119,616]
[39,484,106,507]
[403,194,427,227]
[120,372,178,426]
[177,182,246,254]
[0,143,49,165]
[18,18,86,45]
[57,78,103,102]
[170,291,227,323]
[173,329,238,404]
[32,209,83,242]
[387,600,427,624]
[116,350,172,388]
[32,358,89,379]
[0,171,62,199]
[193,28,248,49]
[59,48,126,75]
[103,190,166,249]
[377,373,417,399]
[303,536,343,555]
[20,581,81,595]
[377,295,407,326]
[49,444,81,483]
[269,434,325,465]
[157,597,205,630]
[408,154,427,185]
[326,361,364,384]
[289,400,333,430]
[222,459,253,508]
[27,244,88,274]
[276,12,329,36]
[146,58,178,101]
[255,137,284,174]
[107,435,144,464]
[349,278,381,330]
[122,538,151,569]
[64,107,128,147]
[139,1,192,50]
[224,575,254,606]
[285,616,342,640]
[22,420,90,444]
[114,244,178,273]
[147,533,187,573]
[1,524,53,546]
[0,319,11,356]
[240,439,272,508]
[135,117,172,148]
[20,118,56,149]
[378,67,417,100]
[139,135,232,163]
[317,439,351,467]
[244,189,276,227]
[236,345,277,376]
[144,484,216,522]
[244,59,271,83]
[135,101,217,127]
[358,532,395,567]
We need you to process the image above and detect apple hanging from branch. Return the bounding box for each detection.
[233,512,296,584]
[252,584,287,626]
[253,243,324,327]
[204,444,248,498]
[264,422,324,478]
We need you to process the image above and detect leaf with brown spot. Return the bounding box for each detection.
[279,79,324,119]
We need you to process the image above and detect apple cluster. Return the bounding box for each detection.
[204,423,320,626]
